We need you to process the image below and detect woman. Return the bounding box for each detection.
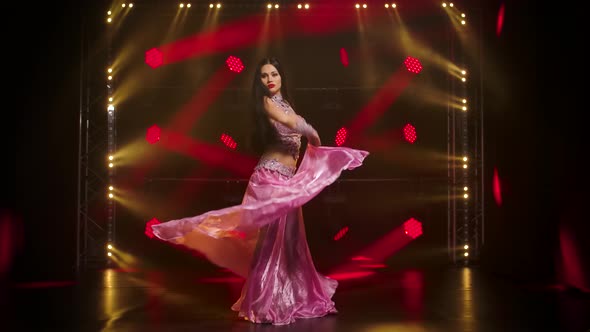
[151,57,369,325]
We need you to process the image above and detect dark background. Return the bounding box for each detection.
[2,0,588,293]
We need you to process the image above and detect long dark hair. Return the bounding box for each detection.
[250,57,295,155]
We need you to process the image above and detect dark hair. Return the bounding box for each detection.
[250,57,295,155]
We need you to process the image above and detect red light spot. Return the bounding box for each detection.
[335,127,348,146]
[145,48,163,69]
[145,218,161,239]
[146,125,161,144]
[403,123,417,143]
[226,55,245,73]
[403,56,422,74]
[220,133,237,149]
[333,226,349,240]
[340,48,349,67]
[493,167,502,206]
[403,218,423,239]
[496,3,505,37]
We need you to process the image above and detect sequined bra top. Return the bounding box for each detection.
[268,94,302,160]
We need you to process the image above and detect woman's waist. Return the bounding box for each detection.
[255,155,297,177]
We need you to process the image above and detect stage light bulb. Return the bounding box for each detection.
[109,163,114,168]
[216,3,221,8]
[463,186,468,191]
[462,106,467,111]
[180,3,184,8]
[210,3,214,8]
[464,252,468,257]
[462,99,467,103]
[108,155,114,160]
[187,3,191,8]
[463,156,468,161]
[108,193,114,198]
[122,3,126,7]
[355,4,360,8]
[107,11,112,15]
[461,20,466,25]
[463,193,469,199]
[108,252,112,256]
[107,18,112,23]
[385,3,389,7]
[267,4,272,9]
[463,164,468,169]
[305,4,309,9]
[274,4,279,8]
[108,105,114,111]
[464,244,469,249]
[129,3,134,8]
[109,186,114,191]
[107,244,113,249]
[362,4,367,8]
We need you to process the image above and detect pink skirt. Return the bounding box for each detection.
[151,144,369,325]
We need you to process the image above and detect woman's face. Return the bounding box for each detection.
[260,64,282,96]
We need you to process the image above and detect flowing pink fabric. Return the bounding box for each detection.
[151,144,369,324]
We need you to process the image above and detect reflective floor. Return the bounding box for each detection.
[5,266,590,332]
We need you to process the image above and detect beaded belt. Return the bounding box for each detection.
[254,158,297,178]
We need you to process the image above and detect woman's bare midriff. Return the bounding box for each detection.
[262,150,298,168]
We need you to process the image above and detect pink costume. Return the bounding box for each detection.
[151,94,369,325]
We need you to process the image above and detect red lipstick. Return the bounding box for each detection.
[268,84,275,89]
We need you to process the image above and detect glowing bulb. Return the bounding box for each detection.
[305,4,309,9]
[108,97,113,102]
[109,186,114,191]
[108,193,114,198]
[107,18,112,23]
[464,244,469,249]
[108,252,112,256]
[463,186,468,191]
[463,193,469,199]
[463,156,468,161]
[109,163,114,168]
[107,11,112,15]
[463,164,468,169]
[107,244,113,249]
[464,252,468,257]
[108,155,114,160]
[216,3,221,8]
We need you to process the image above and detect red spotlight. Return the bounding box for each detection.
[340,47,349,67]
[220,133,237,149]
[225,55,245,73]
[403,56,422,74]
[146,124,161,144]
[402,123,417,143]
[335,127,348,146]
[145,48,163,69]
[403,218,423,239]
[144,218,161,238]
[334,226,349,241]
